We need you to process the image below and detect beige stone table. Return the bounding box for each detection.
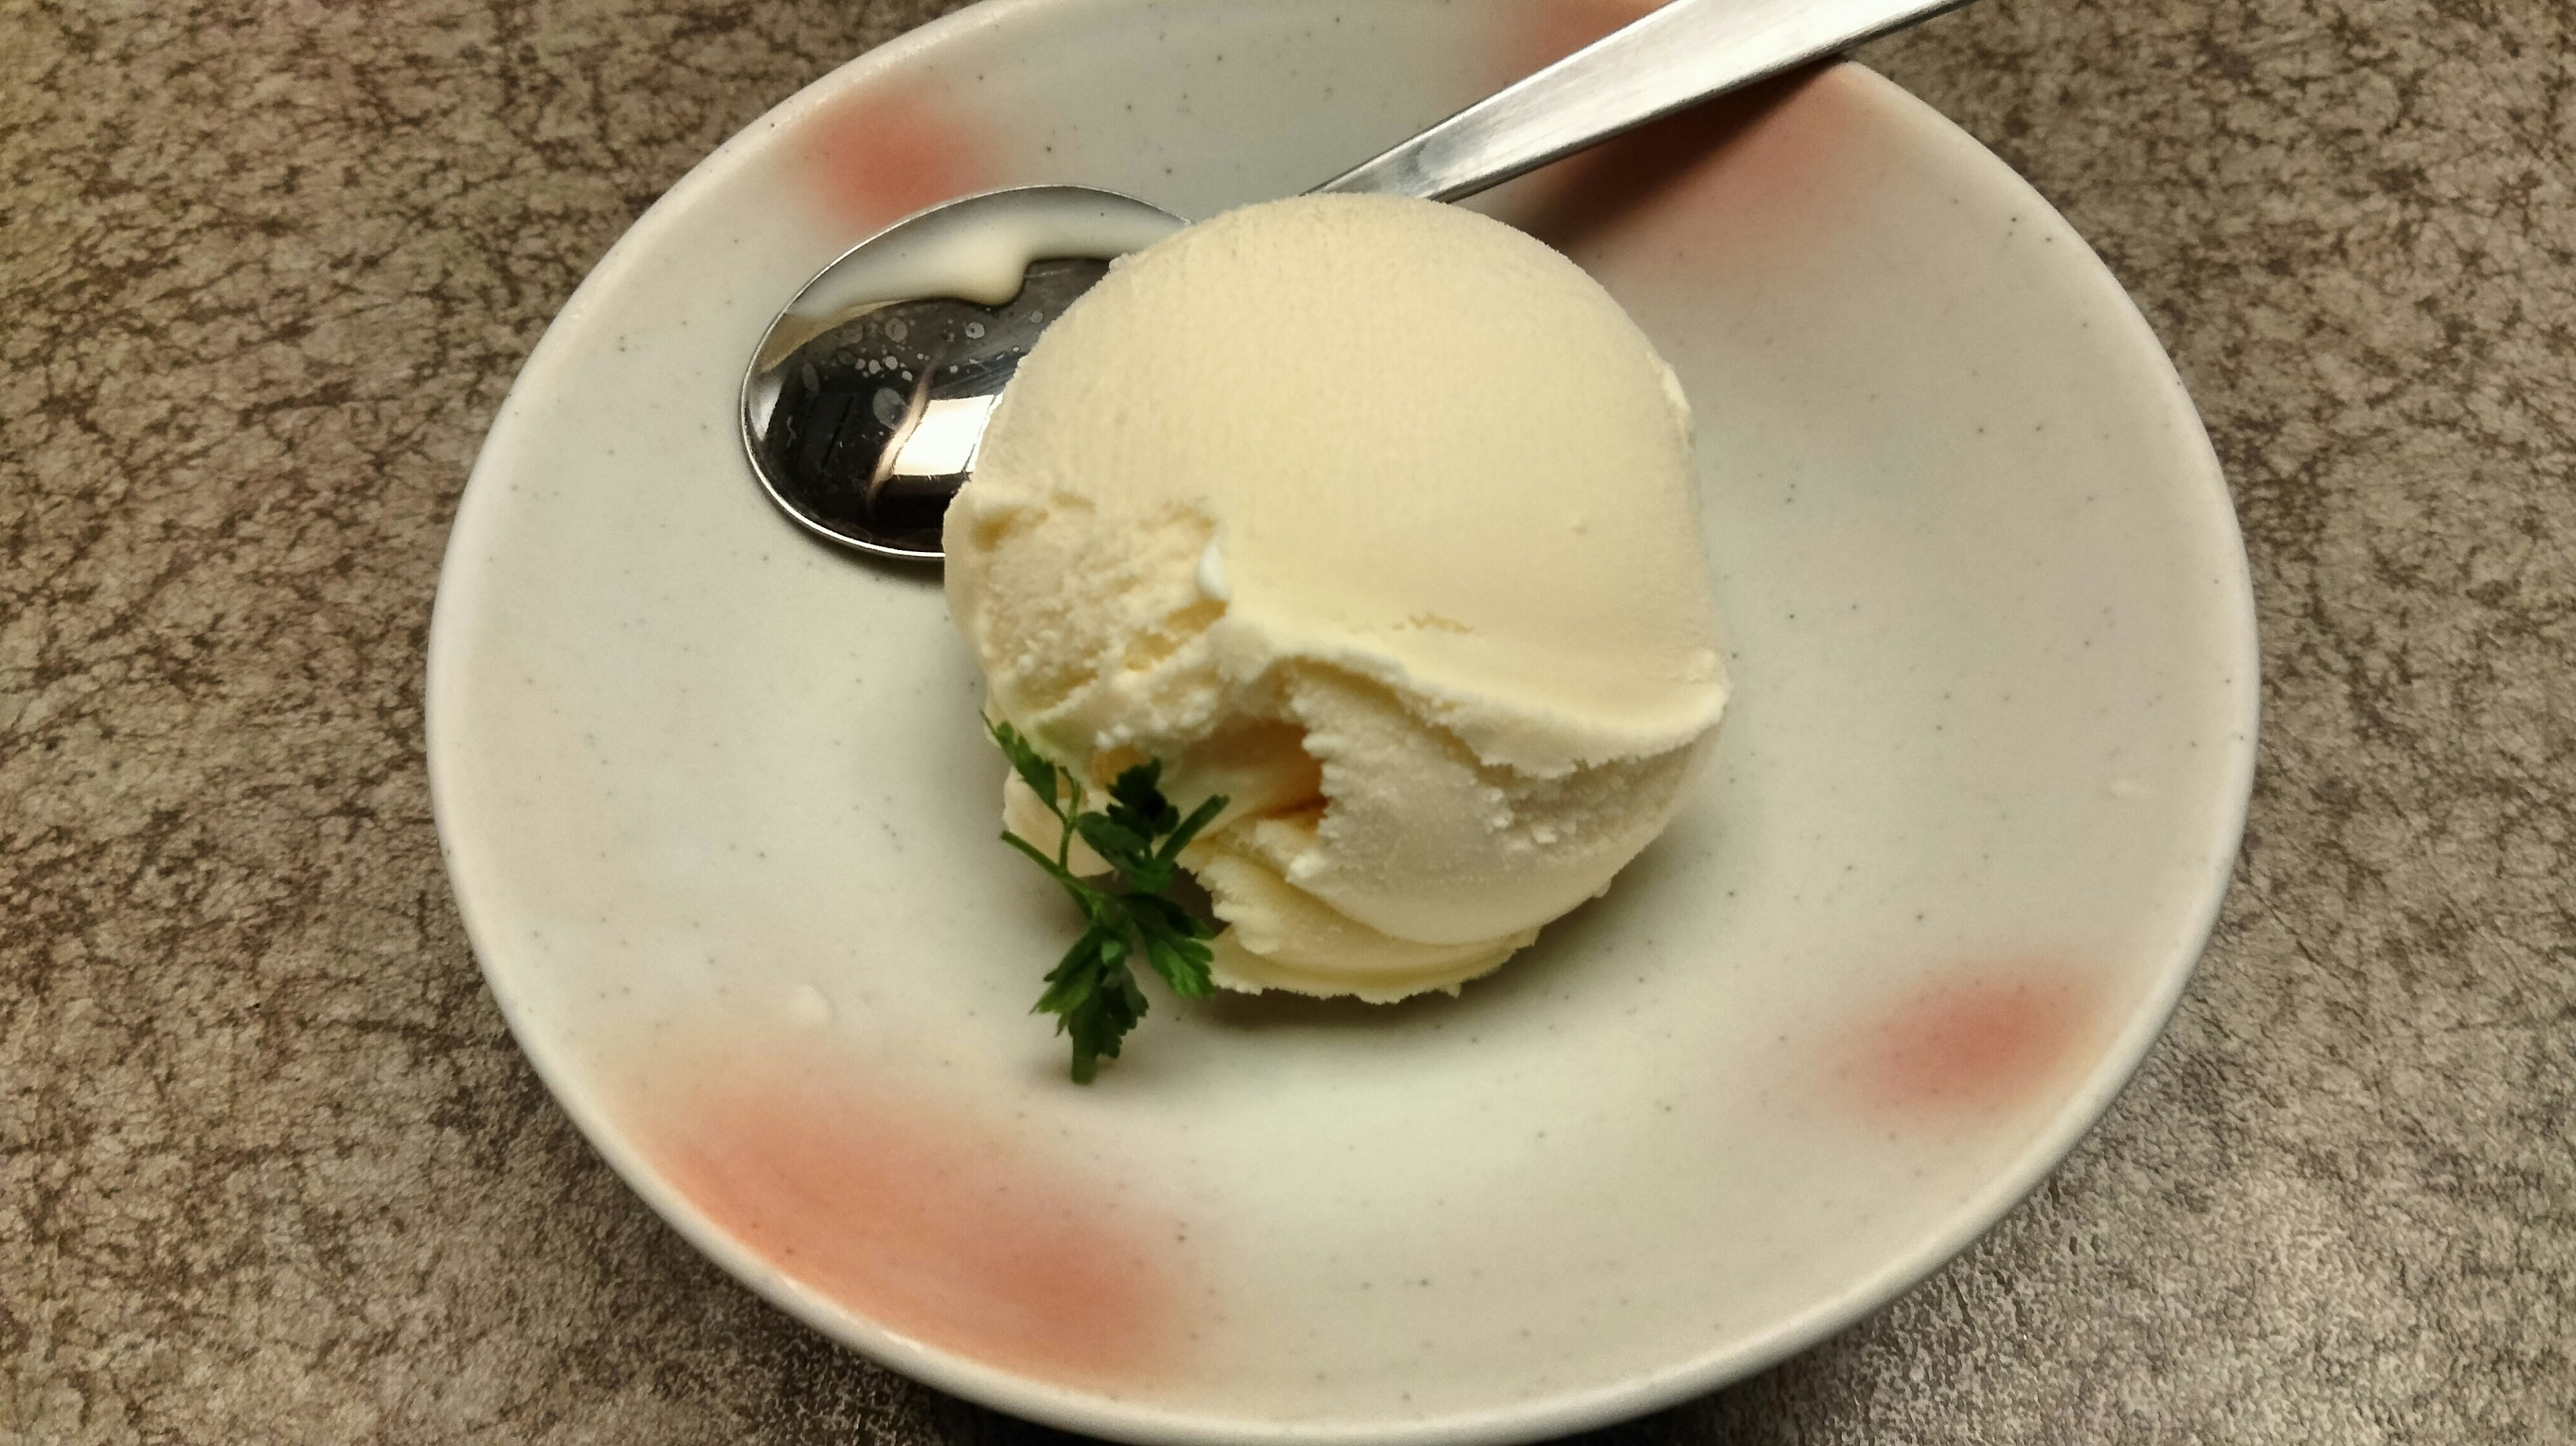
[3,1,2569,1441]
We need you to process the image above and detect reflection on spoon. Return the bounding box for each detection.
[741,191,1181,559]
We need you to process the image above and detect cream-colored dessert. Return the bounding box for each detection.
[947,194,1725,1001]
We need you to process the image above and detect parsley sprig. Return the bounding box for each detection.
[989,719,1230,1082]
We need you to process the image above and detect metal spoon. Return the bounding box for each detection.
[741,0,1972,561]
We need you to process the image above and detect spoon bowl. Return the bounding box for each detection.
[740,185,1181,559]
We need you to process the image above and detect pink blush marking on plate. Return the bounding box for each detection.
[637,1050,1180,1386]
[798,85,991,233]
[1501,63,1870,278]
[1851,964,2098,1117]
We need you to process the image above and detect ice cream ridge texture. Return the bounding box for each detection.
[945,194,1727,1002]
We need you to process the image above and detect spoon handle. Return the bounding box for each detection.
[1313,0,1974,203]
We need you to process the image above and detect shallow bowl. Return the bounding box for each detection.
[427,2,2257,1440]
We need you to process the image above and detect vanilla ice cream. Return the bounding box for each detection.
[946,194,1725,1001]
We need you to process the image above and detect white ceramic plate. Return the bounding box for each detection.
[427,1,2257,1440]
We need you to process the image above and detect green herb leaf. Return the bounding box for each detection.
[989,722,1230,1081]
[1107,762,1182,836]
[988,720,1064,811]
[1161,793,1229,864]
[1073,814,1155,875]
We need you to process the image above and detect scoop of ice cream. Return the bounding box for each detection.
[946,193,1725,1001]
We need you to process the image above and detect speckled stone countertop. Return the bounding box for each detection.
[3,0,2570,1441]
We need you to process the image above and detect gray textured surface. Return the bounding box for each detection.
[3,0,2571,1441]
